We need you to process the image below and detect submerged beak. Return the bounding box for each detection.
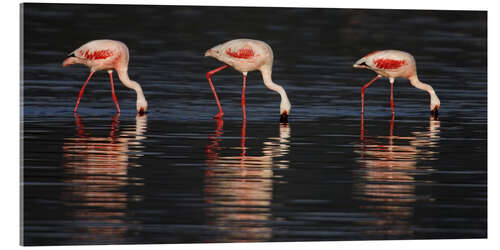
[430,106,439,119]
[280,111,289,124]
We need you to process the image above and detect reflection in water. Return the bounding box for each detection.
[204,119,290,242]
[61,113,147,243]
[355,115,440,238]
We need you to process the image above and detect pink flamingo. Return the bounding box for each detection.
[63,39,148,114]
[205,39,291,123]
[353,50,440,117]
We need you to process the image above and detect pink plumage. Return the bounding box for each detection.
[205,39,291,123]
[354,50,440,117]
[63,39,148,114]
[225,48,255,59]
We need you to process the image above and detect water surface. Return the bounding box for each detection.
[22,4,487,245]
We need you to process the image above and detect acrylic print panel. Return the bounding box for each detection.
[21,3,487,246]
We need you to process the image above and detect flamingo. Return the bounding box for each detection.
[353,50,440,117]
[63,39,148,114]
[204,39,291,123]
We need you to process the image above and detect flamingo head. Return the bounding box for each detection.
[430,101,440,119]
[430,94,440,118]
[280,111,288,123]
[137,98,148,116]
[280,101,291,124]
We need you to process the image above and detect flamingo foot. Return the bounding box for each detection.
[214,112,224,119]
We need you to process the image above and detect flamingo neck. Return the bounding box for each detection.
[408,74,440,111]
[260,65,291,115]
[116,67,148,113]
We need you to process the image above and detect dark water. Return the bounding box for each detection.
[21,4,487,245]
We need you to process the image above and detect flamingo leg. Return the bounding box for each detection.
[73,113,86,138]
[206,65,229,119]
[389,112,395,137]
[110,113,121,140]
[74,71,95,113]
[108,70,121,113]
[242,73,247,120]
[205,118,225,178]
[205,118,224,161]
[241,118,247,157]
[360,113,365,141]
[361,75,381,114]
[389,78,395,114]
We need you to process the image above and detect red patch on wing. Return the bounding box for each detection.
[225,48,255,59]
[81,49,113,60]
[365,50,380,57]
[374,58,407,69]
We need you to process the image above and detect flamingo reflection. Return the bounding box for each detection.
[204,119,290,242]
[355,115,440,238]
[61,113,147,243]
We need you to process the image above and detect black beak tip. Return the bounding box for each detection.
[430,108,439,119]
[280,113,288,124]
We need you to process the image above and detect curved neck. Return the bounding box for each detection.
[260,65,291,114]
[116,68,146,103]
[409,75,431,92]
[409,74,440,109]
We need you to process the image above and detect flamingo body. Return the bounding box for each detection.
[63,39,148,114]
[354,50,440,116]
[64,40,129,72]
[205,39,291,123]
[206,39,273,73]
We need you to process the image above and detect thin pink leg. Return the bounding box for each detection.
[206,65,229,119]
[73,113,86,138]
[390,82,395,114]
[390,112,395,137]
[205,118,224,162]
[110,113,121,140]
[361,75,381,114]
[242,74,247,120]
[239,120,247,173]
[241,118,247,157]
[108,70,121,113]
[360,113,365,141]
[74,71,95,112]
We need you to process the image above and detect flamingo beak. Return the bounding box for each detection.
[280,111,288,124]
[430,106,439,119]
[138,107,146,116]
